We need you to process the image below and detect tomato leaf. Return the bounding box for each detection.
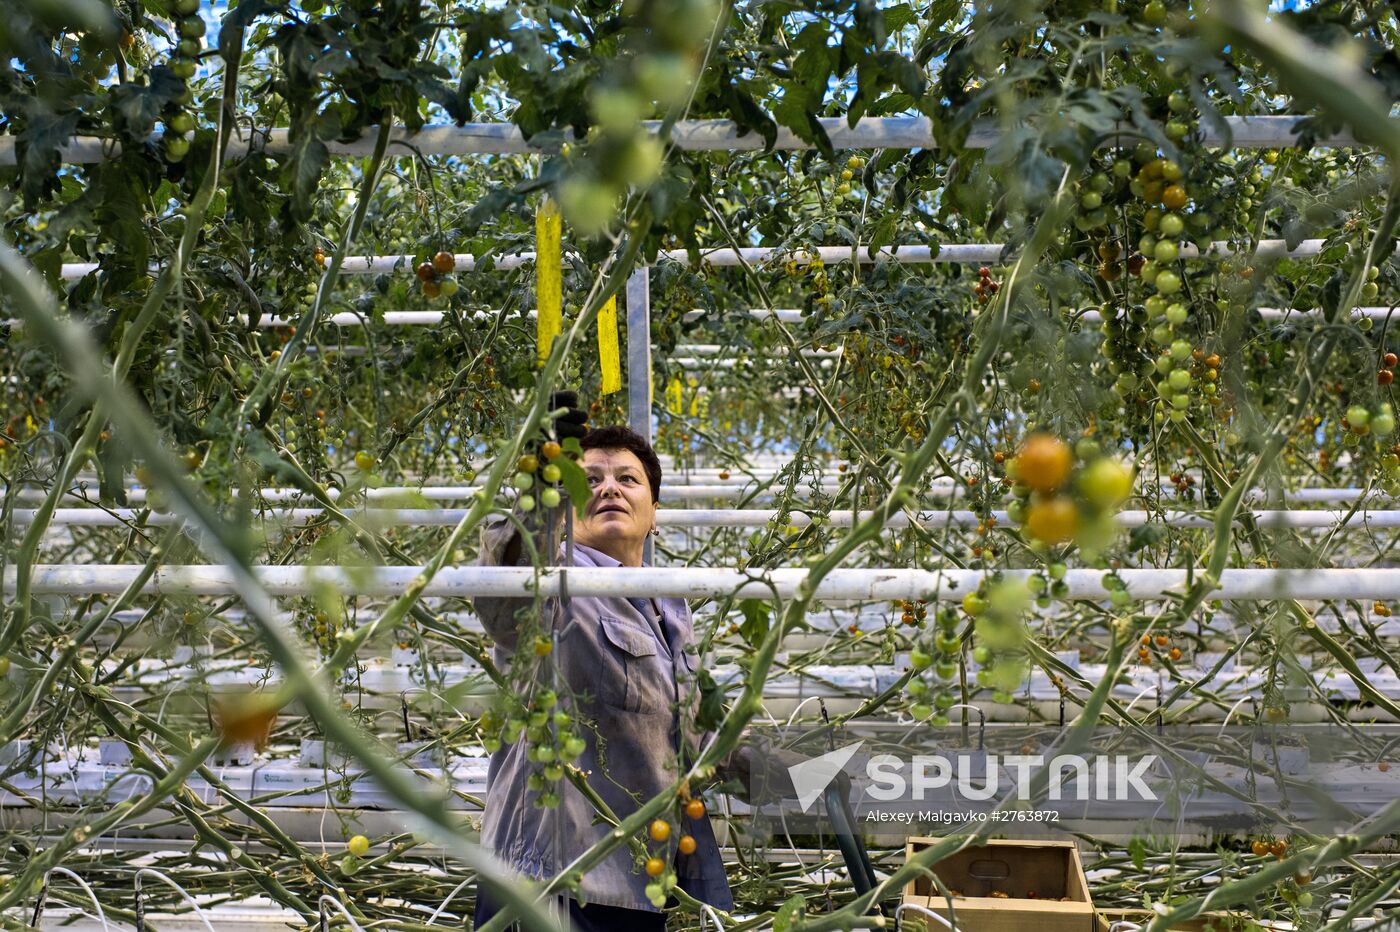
[739,599,770,646]
[552,454,592,518]
[774,895,805,932]
[695,668,726,731]
[1129,836,1147,871]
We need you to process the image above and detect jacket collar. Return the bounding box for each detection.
[565,540,623,568]
[560,541,689,622]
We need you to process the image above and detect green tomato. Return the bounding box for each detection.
[542,463,562,482]
[1168,368,1192,391]
[1348,405,1371,428]
[1166,303,1189,326]
[167,111,196,135]
[1155,271,1182,295]
[518,494,536,512]
[961,592,987,616]
[1154,240,1179,263]
[164,135,191,160]
[540,487,561,508]
[1158,213,1185,237]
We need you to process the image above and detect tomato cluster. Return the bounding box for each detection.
[161,0,203,162]
[1004,434,1133,563]
[414,251,460,300]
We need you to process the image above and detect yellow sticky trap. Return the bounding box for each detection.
[598,296,622,395]
[535,198,562,365]
[666,375,683,415]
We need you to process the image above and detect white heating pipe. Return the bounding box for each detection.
[0,114,1354,167]
[9,565,1400,600]
[50,238,1364,281]
[17,507,1400,530]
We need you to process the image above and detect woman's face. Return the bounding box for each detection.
[574,447,657,562]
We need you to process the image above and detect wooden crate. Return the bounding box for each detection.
[1095,909,1272,931]
[903,838,1096,932]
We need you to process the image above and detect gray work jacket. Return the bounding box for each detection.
[472,519,736,913]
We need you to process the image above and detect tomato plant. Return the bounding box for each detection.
[2,0,1400,928]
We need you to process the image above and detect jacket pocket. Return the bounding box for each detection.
[597,616,668,713]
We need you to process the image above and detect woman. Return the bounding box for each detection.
[471,398,780,930]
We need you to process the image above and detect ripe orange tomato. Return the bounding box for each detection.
[649,819,671,842]
[1015,434,1073,493]
[684,799,705,820]
[1025,497,1079,544]
[645,857,665,877]
[678,835,697,855]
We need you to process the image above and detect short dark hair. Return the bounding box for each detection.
[580,425,663,502]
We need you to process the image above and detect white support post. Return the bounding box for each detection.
[625,266,654,564]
